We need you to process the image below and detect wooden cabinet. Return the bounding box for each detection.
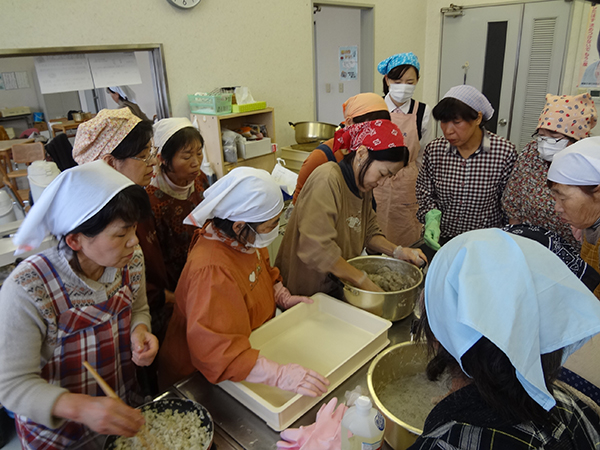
[192,107,276,178]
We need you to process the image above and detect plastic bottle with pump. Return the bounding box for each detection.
[341,395,385,450]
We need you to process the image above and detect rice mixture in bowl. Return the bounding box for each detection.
[104,398,213,450]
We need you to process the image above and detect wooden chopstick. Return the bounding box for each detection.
[82,361,167,450]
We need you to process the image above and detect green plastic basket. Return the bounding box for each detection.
[188,93,233,115]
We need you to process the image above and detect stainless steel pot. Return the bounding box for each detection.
[343,256,423,321]
[104,398,214,450]
[289,121,337,144]
[367,341,427,449]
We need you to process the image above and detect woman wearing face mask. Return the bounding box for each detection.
[373,53,434,246]
[276,120,426,299]
[502,93,597,249]
[158,167,329,397]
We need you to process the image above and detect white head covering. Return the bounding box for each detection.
[13,161,134,255]
[548,136,600,185]
[153,118,195,155]
[184,167,283,227]
[108,86,137,104]
[442,85,495,121]
[425,229,600,411]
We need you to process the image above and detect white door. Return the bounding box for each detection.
[439,1,572,146]
[440,4,523,139]
[510,1,571,150]
[314,5,362,125]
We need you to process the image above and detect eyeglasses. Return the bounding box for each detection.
[130,145,158,165]
[531,132,565,145]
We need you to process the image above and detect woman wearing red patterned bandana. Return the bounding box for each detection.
[0,161,158,449]
[276,120,427,298]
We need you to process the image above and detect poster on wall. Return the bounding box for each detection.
[340,46,358,80]
[34,55,94,94]
[579,6,600,88]
[87,52,142,88]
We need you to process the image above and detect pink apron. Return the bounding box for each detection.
[15,254,135,450]
[373,101,423,246]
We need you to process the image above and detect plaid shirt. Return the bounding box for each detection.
[408,384,600,450]
[416,131,517,239]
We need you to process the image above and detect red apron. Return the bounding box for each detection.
[15,254,135,450]
[373,101,423,246]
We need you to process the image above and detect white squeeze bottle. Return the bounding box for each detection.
[341,395,385,450]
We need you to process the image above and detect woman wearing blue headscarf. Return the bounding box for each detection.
[373,53,434,247]
[410,229,600,450]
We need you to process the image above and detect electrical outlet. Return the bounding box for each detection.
[339,83,344,93]
[325,83,331,93]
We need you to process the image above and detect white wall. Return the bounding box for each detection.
[0,57,41,111]
[0,0,428,147]
[0,0,588,146]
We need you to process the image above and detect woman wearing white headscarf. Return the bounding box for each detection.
[410,229,600,450]
[416,85,517,250]
[147,118,209,293]
[548,137,600,298]
[0,161,158,450]
[158,167,329,397]
[107,86,150,122]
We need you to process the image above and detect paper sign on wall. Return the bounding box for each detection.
[579,6,600,88]
[2,72,18,90]
[16,72,30,89]
[34,55,94,94]
[339,46,358,81]
[87,52,142,88]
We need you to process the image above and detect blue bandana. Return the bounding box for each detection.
[377,52,420,75]
[425,229,600,411]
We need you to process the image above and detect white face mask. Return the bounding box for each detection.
[536,137,569,161]
[388,83,416,105]
[246,224,280,248]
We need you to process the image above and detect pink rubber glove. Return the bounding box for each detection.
[273,282,314,310]
[246,356,329,397]
[277,397,348,450]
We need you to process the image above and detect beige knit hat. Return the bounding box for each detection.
[72,108,141,164]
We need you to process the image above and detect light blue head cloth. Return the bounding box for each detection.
[442,85,495,121]
[377,52,420,75]
[425,228,600,411]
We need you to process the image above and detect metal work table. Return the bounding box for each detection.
[173,314,415,450]
[69,315,414,449]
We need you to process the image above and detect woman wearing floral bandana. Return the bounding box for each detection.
[502,93,597,250]
[276,120,427,298]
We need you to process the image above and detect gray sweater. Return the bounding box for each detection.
[0,245,151,428]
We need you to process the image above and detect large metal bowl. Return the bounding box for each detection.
[289,121,337,144]
[367,342,428,449]
[343,256,423,321]
[104,398,214,450]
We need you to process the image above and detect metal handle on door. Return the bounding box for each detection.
[498,119,508,126]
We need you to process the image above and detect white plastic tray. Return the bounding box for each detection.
[218,293,391,431]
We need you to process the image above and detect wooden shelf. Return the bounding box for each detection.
[192,108,276,178]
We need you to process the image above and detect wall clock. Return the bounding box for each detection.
[167,0,201,9]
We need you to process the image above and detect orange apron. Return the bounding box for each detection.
[581,234,600,299]
[373,101,422,246]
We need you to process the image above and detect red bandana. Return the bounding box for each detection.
[332,120,405,153]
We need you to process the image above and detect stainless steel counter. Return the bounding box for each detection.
[67,315,415,450]
[174,314,416,450]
